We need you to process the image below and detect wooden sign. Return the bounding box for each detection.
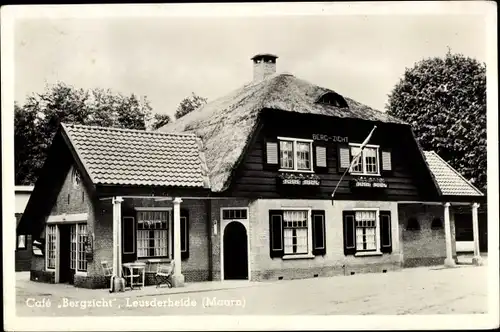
[312,134,348,143]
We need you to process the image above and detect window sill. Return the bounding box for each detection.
[351,173,381,177]
[282,254,315,260]
[75,271,88,276]
[354,251,383,257]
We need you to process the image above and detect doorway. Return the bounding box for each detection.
[223,222,248,280]
[58,225,74,284]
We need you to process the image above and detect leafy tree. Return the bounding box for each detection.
[151,113,172,130]
[14,82,154,185]
[386,52,487,191]
[174,92,207,120]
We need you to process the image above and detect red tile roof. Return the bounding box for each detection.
[62,124,209,188]
[424,151,483,197]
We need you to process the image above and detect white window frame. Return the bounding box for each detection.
[278,207,314,259]
[278,136,314,173]
[70,223,88,273]
[352,208,381,256]
[349,143,381,176]
[135,207,172,259]
[45,225,57,271]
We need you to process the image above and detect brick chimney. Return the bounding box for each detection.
[251,53,278,81]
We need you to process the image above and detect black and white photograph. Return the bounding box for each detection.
[2,2,498,331]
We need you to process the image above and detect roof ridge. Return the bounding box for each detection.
[426,150,484,196]
[62,123,197,137]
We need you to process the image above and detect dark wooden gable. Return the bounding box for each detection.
[225,109,440,201]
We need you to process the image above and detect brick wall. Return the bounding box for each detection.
[250,199,401,281]
[31,164,97,280]
[398,203,457,267]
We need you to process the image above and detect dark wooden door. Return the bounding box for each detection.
[223,222,248,280]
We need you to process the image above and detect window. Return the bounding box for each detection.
[78,224,88,271]
[17,235,26,249]
[316,92,349,108]
[269,209,326,258]
[70,226,77,269]
[343,209,391,256]
[279,137,313,172]
[46,225,57,269]
[349,143,380,175]
[355,211,377,251]
[70,224,88,272]
[222,209,248,220]
[137,211,170,258]
[283,210,309,255]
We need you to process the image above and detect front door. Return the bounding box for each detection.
[223,222,248,280]
[58,225,74,284]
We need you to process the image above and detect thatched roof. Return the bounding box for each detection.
[159,73,405,192]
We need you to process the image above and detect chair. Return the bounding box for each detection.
[101,261,113,292]
[122,264,144,290]
[101,261,113,276]
[155,261,174,288]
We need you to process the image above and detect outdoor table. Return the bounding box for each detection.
[122,262,146,289]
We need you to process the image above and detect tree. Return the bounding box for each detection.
[14,82,155,185]
[386,52,487,191]
[151,113,172,130]
[174,92,207,120]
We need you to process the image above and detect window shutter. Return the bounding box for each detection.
[269,210,284,258]
[337,144,351,173]
[312,210,326,256]
[264,138,279,170]
[343,211,356,255]
[122,216,135,254]
[379,210,392,253]
[180,209,189,260]
[313,142,328,173]
[381,149,392,175]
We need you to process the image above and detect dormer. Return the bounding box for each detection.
[316,91,349,108]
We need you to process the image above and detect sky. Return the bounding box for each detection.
[13,4,489,119]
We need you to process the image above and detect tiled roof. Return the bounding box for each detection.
[62,124,209,188]
[423,151,483,197]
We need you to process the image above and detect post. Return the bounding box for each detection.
[471,203,483,266]
[111,196,125,292]
[172,197,185,287]
[443,202,455,267]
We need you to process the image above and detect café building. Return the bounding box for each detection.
[18,54,485,288]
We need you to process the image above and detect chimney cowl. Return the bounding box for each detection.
[252,53,278,81]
